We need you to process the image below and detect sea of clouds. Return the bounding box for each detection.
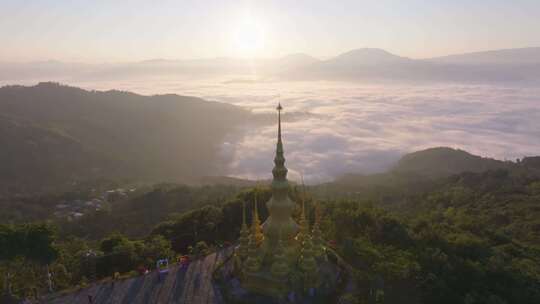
[5,77,539,183]
[204,81,540,183]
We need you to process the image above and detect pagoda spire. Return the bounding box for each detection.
[262,103,298,242]
[297,174,309,244]
[251,190,264,246]
[277,103,283,148]
[237,201,250,259]
[272,103,287,185]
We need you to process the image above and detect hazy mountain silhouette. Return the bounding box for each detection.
[95,54,320,79]
[0,54,320,82]
[2,47,539,84]
[285,47,540,83]
[0,83,251,194]
[427,47,540,65]
[324,48,411,66]
[286,48,420,81]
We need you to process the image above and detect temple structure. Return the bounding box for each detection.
[230,104,331,299]
[44,103,355,304]
[262,103,299,242]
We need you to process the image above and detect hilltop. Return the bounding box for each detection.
[392,147,513,178]
[332,147,513,187]
[321,147,533,203]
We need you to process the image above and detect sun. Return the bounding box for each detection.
[232,16,266,58]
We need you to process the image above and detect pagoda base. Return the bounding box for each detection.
[213,251,355,304]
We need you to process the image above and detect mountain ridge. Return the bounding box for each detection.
[5,47,540,65]
[3,47,540,83]
[0,82,252,194]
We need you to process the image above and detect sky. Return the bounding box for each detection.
[1,0,540,62]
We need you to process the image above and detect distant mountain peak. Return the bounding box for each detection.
[326,48,410,65]
[341,48,396,56]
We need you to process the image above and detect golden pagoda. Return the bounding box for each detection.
[262,103,299,243]
[234,104,327,297]
[213,104,354,303]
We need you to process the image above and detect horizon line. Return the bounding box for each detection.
[2,45,539,65]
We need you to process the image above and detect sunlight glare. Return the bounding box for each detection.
[232,16,266,58]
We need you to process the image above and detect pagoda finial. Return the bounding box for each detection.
[277,103,283,144]
[272,103,287,185]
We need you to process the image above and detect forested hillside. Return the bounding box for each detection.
[1,148,539,303]
[0,83,251,195]
[325,147,516,201]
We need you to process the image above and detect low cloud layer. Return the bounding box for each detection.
[8,78,538,183]
[208,81,540,182]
